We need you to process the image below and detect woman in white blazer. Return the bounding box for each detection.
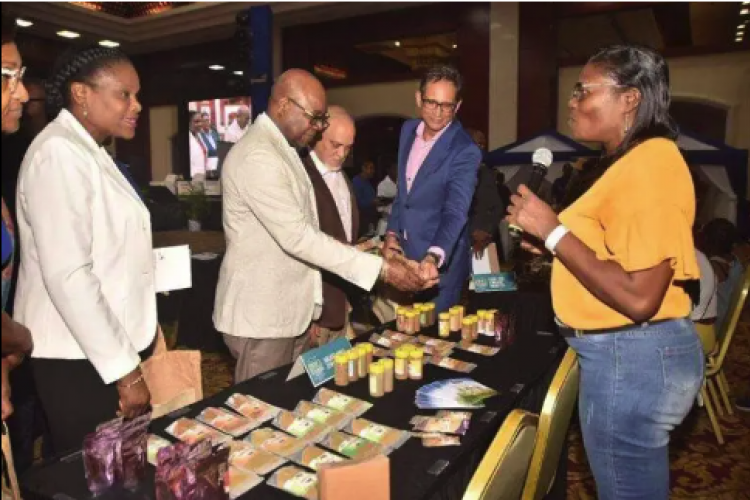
[14,47,155,453]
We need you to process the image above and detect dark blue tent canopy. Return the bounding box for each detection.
[485,129,598,167]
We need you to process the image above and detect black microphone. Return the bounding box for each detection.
[509,147,553,239]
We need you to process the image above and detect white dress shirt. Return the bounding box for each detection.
[691,249,718,321]
[224,120,250,143]
[15,109,157,384]
[310,152,353,243]
[190,132,207,177]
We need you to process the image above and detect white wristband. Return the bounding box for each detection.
[545,225,570,254]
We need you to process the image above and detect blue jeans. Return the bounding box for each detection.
[566,318,703,499]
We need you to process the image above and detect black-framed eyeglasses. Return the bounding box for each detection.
[570,82,626,102]
[420,95,458,113]
[1,66,26,94]
[288,97,330,131]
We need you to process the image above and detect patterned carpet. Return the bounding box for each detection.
[200,309,750,499]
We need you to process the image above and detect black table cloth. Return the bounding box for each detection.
[21,292,565,500]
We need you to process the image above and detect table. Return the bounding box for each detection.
[21,293,565,500]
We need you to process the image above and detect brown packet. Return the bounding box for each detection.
[225,394,281,423]
[246,428,308,458]
[320,431,391,461]
[166,418,232,447]
[197,407,260,437]
[288,445,347,471]
[228,440,287,476]
[456,342,500,356]
[409,415,469,436]
[267,465,318,500]
[312,388,373,417]
[429,355,477,373]
[422,435,461,447]
[273,411,332,443]
[344,419,410,449]
[226,466,262,499]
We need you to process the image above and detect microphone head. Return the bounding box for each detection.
[532,148,553,169]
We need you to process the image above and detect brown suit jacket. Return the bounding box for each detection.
[302,154,360,330]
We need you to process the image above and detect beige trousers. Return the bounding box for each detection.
[223,332,311,383]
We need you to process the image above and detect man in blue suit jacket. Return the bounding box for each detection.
[385,66,481,312]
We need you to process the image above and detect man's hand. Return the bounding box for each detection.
[471,230,493,258]
[419,254,440,290]
[1,312,33,356]
[117,367,151,419]
[382,234,403,260]
[382,255,425,292]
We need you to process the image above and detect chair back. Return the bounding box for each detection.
[709,266,750,373]
[522,348,580,500]
[462,409,539,500]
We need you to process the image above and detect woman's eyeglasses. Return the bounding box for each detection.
[420,96,457,113]
[1,66,26,94]
[288,97,330,131]
[570,82,625,102]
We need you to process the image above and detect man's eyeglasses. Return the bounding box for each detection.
[420,96,458,113]
[570,82,625,102]
[288,97,330,131]
[1,66,26,94]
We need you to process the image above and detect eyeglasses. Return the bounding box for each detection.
[570,82,626,102]
[420,96,458,113]
[288,97,330,131]
[1,66,26,94]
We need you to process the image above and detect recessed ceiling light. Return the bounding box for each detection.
[394,41,400,47]
[234,70,244,76]
[452,44,458,49]
[209,65,225,71]
[99,40,120,48]
[16,19,33,28]
[57,30,80,39]
[741,8,749,15]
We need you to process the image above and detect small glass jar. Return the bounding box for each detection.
[404,312,416,335]
[395,347,409,380]
[476,310,487,335]
[363,342,374,368]
[419,305,429,328]
[381,358,394,393]
[396,307,408,332]
[334,353,349,387]
[461,318,474,342]
[426,303,437,326]
[347,350,359,382]
[456,305,465,323]
[449,307,461,332]
[471,316,480,340]
[413,311,422,332]
[408,349,424,380]
[356,344,368,379]
[486,310,498,334]
[369,363,384,397]
[438,312,451,338]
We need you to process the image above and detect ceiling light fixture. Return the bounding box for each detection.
[452,44,458,49]
[394,41,401,47]
[234,70,244,76]
[16,19,33,28]
[741,8,749,15]
[57,30,81,39]
[99,40,120,48]
[209,65,225,71]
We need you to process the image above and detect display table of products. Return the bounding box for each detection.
[21,292,564,500]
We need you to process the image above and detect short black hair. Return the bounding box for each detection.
[2,15,17,45]
[701,218,738,257]
[419,65,463,101]
[46,45,131,119]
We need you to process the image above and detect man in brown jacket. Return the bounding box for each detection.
[300,106,364,347]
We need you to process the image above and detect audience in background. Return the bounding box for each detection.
[352,159,378,237]
[15,46,156,454]
[551,162,573,209]
[466,128,503,259]
[375,162,398,236]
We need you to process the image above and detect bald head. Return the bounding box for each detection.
[314,105,355,171]
[236,105,251,128]
[269,69,328,148]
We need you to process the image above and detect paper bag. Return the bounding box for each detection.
[141,329,203,418]
[318,454,390,500]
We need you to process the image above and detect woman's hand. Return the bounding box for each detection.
[1,359,13,421]
[506,185,560,242]
[116,367,151,419]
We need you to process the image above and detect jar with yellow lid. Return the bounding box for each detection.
[334,353,349,386]
[369,362,384,397]
[449,307,461,332]
[395,347,409,380]
[438,312,451,338]
[347,350,359,381]
[408,349,424,380]
[461,318,474,342]
[381,358,394,393]
[404,311,417,335]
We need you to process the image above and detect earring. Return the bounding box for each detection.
[83,106,89,118]
[624,116,631,134]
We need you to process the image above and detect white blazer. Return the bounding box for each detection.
[189,132,207,178]
[214,113,382,340]
[14,109,157,385]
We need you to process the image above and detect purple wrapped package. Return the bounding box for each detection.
[83,428,119,495]
[155,440,229,500]
[119,413,152,490]
[193,445,230,500]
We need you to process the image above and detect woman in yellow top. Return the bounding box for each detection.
[508,45,703,499]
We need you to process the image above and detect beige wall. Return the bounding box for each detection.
[558,52,750,198]
[488,2,519,150]
[149,105,179,182]
[326,80,419,120]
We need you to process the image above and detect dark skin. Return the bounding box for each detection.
[507,63,673,324]
[67,61,150,418]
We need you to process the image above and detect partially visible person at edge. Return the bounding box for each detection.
[507,44,703,499]
[2,15,33,425]
[466,128,503,259]
[15,45,156,454]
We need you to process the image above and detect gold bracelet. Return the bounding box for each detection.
[118,374,145,389]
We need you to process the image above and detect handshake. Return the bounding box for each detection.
[379,235,440,293]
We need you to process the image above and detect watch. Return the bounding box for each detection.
[426,251,441,266]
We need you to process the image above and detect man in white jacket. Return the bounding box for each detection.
[214,69,432,382]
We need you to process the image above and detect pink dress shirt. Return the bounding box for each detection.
[401,120,451,266]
